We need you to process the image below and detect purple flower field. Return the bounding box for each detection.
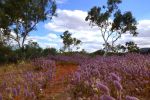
[0,53,150,100]
[1,0,150,100]
[69,54,150,100]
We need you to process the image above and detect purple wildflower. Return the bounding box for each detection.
[110,73,121,81]
[12,88,18,96]
[113,80,123,91]
[126,96,139,100]
[17,85,21,95]
[100,95,115,100]
[96,83,110,95]
[24,89,30,97]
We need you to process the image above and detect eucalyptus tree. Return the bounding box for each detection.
[60,30,81,52]
[0,0,56,50]
[85,0,138,55]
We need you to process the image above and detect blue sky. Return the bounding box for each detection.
[29,0,150,52]
[57,0,150,20]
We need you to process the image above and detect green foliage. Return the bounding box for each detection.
[125,41,139,53]
[116,44,126,52]
[24,41,43,59]
[60,31,73,51]
[0,42,13,63]
[85,0,138,55]
[14,40,43,60]
[0,38,60,64]
[0,0,57,49]
[43,48,57,56]
[60,30,81,52]
[92,49,105,55]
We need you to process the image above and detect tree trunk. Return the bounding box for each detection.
[103,42,108,56]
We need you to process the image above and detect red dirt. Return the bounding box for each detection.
[44,63,78,99]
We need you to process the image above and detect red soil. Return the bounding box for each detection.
[44,62,78,99]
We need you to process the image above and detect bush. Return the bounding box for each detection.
[0,44,13,64]
[42,48,57,56]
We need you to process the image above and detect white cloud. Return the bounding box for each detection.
[44,9,102,52]
[117,20,150,48]
[48,33,58,39]
[37,9,150,52]
[44,9,94,32]
[7,8,150,52]
[55,0,67,4]
[137,20,150,37]
[29,33,62,49]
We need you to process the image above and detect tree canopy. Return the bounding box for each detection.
[85,0,138,55]
[125,41,139,53]
[60,30,81,52]
[0,0,56,49]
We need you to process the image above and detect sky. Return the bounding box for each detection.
[29,0,150,52]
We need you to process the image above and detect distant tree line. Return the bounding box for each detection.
[0,30,149,64]
[92,41,140,56]
[0,40,58,64]
[0,29,83,64]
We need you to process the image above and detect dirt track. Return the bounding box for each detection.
[43,63,78,100]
